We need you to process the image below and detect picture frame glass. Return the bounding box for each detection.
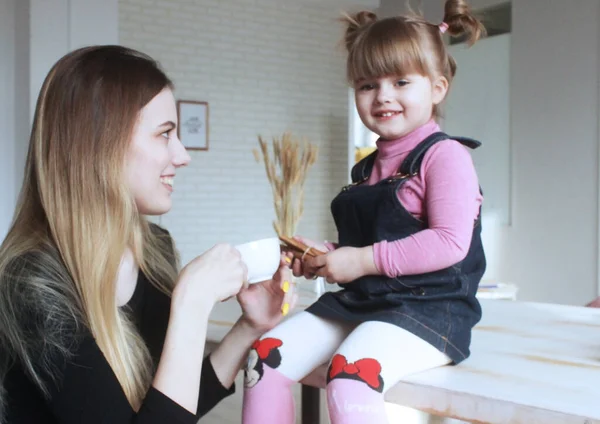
[178,101,208,150]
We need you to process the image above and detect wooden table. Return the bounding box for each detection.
[207,291,600,424]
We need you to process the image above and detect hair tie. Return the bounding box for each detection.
[439,22,449,34]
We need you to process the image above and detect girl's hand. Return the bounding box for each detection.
[305,246,377,284]
[237,256,299,333]
[586,296,600,308]
[289,236,330,280]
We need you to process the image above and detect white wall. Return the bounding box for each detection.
[505,0,599,305]
[13,0,30,215]
[0,0,17,240]
[0,0,28,240]
[29,0,119,119]
[2,0,119,240]
[445,34,511,227]
[379,0,600,305]
[445,34,511,285]
[119,0,358,264]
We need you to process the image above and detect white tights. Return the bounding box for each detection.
[262,311,451,393]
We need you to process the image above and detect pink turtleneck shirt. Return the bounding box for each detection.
[365,120,483,278]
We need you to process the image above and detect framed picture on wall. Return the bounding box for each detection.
[177,100,209,151]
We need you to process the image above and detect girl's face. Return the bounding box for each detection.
[354,74,448,141]
[126,88,191,216]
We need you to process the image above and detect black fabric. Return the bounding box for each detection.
[3,271,234,423]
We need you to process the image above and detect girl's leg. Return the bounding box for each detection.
[325,321,451,424]
[242,311,354,424]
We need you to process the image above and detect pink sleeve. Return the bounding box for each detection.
[324,241,338,251]
[373,140,482,277]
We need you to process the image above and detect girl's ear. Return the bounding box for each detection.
[432,76,449,105]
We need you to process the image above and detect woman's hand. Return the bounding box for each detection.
[304,246,378,284]
[207,257,298,390]
[172,243,248,315]
[237,255,298,334]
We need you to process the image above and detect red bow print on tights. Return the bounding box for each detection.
[328,354,382,390]
[252,338,283,360]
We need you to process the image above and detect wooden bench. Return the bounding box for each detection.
[207,292,600,423]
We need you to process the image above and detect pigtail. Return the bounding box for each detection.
[340,11,377,52]
[443,0,486,46]
[447,55,458,79]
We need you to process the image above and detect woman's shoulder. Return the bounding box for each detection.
[4,246,66,281]
[1,246,84,359]
[0,246,88,409]
[3,246,79,306]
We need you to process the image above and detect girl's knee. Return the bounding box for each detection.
[325,353,385,393]
[244,337,285,388]
[324,355,389,423]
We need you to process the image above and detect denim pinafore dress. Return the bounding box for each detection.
[306,132,486,364]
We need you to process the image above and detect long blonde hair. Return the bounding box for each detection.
[0,45,179,419]
[342,0,486,117]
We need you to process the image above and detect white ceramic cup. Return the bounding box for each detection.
[235,237,281,284]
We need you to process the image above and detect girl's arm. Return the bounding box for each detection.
[374,140,482,277]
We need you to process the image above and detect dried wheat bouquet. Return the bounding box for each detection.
[253,132,318,237]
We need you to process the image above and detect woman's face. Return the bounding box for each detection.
[126,88,191,215]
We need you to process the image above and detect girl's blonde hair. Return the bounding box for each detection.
[0,45,180,420]
[342,0,486,116]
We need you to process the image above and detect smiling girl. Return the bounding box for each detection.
[242,1,487,423]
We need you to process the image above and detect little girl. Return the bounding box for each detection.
[243,1,486,422]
